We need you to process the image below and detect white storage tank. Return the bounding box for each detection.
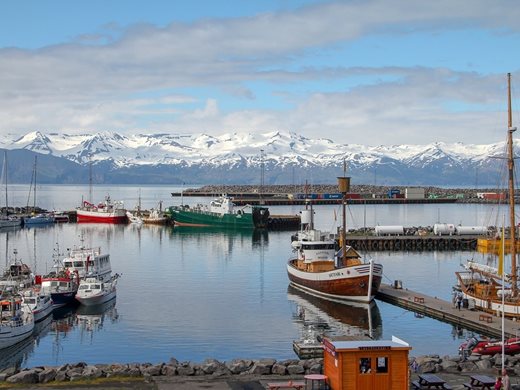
[433,223,455,236]
[375,225,404,236]
[455,226,488,235]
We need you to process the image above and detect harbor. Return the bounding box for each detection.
[0,184,515,372]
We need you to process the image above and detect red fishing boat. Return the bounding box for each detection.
[76,195,127,223]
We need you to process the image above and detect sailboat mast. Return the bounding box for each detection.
[507,73,518,296]
[3,152,8,216]
[338,159,350,266]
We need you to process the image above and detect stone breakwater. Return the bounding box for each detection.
[0,357,324,385]
[414,353,520,376]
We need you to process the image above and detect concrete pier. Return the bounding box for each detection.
[377,283,520,339]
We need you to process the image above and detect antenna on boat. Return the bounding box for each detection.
[337,158,350,267]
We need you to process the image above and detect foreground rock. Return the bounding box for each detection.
[0,358,323,385]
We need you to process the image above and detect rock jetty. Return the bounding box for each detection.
[0,357,323,385]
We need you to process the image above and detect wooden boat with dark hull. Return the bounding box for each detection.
[287,175,383,303]
[287,260,382,302]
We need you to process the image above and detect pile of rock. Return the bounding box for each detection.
[413,353,520,375]
[0,357,324,385]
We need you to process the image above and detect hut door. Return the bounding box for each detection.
[357,357,373,389]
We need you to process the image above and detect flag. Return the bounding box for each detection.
[498,226,505,276]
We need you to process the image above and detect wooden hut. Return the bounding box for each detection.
[323,336,411,390]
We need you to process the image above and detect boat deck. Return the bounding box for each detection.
[377,283,520,338]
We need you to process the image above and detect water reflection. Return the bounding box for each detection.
[76,299,119,341]
[287,284,383,344]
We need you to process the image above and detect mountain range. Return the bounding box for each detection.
[0,130,511,186]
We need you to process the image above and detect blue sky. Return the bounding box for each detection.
[1,0,519,145]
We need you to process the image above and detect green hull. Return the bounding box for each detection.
[166,206,269,229]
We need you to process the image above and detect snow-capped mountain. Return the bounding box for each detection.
[0,130,511,185]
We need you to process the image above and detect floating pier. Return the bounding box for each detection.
[377,283,520,339]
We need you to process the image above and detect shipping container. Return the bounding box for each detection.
[405,187,425,200]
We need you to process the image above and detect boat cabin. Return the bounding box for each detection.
[63,247,111,280]
[209,196,236,215]
[322,336,411,390]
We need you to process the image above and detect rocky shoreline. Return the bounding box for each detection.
[2,353,520,387]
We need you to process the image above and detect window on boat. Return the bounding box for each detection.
[64,261,72,267]
[59,282,69,287]
[51,281,58,287]
[79,285,89,290]
[74,261,83,267]
[25,298,36,304]
[302,243,334,250]
[376,357,388,374]
[93,284,101,289]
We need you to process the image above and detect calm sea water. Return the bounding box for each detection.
[0,185,509,369]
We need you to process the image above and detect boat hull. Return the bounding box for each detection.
[50,291,78,307]
[287,260,383,303]
[76,289,116,306]
[0,318,34,350]
[76,210,127,224]
[168,207,268,228]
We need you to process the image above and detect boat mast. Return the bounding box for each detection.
[507,73,518,296]
[3,152,8,216]
[338,159,350,267]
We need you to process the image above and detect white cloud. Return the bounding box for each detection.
[0,0,519,145]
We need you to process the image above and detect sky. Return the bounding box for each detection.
[1,0,520,146]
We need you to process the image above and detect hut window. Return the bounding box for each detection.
[376,357,388,373]
[359,357,371,374]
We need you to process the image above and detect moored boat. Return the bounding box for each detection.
[62,243,112,282]
[460,336,520,356]
[287,176,383,303]
[126,210,143,224]
[0,295,34,350]
[142,201,168,225]
[0,250,34,292]
[455,73,520,318]
[40,269,80,308]
[23,213,55,226]
[166,195,269,228]
[22,289,53,322]
[76,195,127,224]
[75,274,119,306]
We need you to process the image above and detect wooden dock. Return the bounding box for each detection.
[377,283,520,339]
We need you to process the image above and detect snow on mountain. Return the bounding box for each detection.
[0,130,516,185]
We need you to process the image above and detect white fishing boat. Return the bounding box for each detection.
[62,240,112,282]
[0,249,34,292]
[75,274,120,306]
[0,295,34,350]
[22,290,53,322]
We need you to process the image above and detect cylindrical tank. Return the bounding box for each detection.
[455,226,488,235]
[374,225,404,236]
[433,223,455,236]
[300,210,312,225]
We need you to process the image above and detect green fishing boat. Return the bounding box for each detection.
[166,195,269,228]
